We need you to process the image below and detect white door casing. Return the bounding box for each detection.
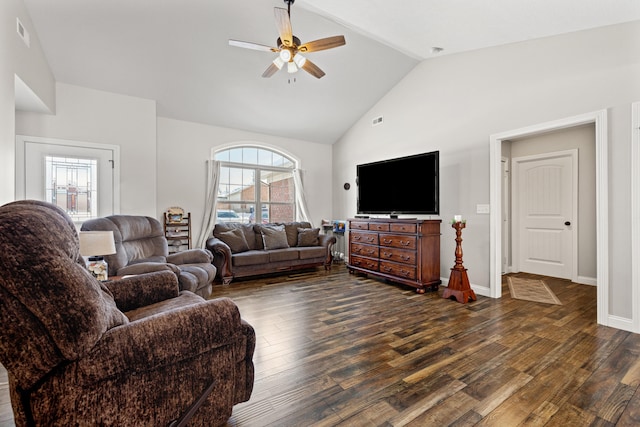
[512,150,578,280]
[16,135,120,221]
[501,157,510,274]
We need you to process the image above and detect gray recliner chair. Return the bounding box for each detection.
[82,215,216,298]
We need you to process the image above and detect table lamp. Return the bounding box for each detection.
[79,231,116,281]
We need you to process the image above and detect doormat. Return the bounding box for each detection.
[507,276,562,305]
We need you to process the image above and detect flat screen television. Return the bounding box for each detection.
[357,151,439,216]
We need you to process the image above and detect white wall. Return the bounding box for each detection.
[333,21,640,319]
[157,117,333,243]
[15,83,157,216]
[0,0,55,204]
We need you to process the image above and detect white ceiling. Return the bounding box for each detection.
[21,0,640,145]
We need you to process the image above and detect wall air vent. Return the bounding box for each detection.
[17,18,30,48]
[372,116,383,126]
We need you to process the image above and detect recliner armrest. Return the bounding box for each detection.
[117,262,180,276]
[105,271,180,312]
[167,248,213,265]
[78,297,245,380]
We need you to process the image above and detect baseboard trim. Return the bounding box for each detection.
[576,276,597,286]
[440,276,492,298]
[607,315,634,333]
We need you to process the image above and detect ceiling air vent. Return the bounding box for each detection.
[372,116,383,126]
[16,18,30,48]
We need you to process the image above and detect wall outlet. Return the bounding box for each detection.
[476,204,490,214]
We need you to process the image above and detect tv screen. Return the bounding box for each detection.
[357,151,439,215]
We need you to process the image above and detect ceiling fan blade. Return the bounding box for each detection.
[229,39,279,53]
[298,35,346,53]
[301,58,326,79]
[262,62,280,78]
[274,7,293,47]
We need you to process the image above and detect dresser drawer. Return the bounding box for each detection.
[368,222,390,231]
[351,243,379,258]
[390,223,417,233]
[379,233,417,249]
[350,231,378,245]
[379,247,416,265]
[350,221,369,230]
[379,261,416,280]
[350,255,379,271]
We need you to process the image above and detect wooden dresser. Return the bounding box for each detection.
[347,218,441,293]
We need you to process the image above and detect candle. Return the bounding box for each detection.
[454,215,462,222]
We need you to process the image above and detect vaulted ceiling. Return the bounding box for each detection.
[21,0,640,144]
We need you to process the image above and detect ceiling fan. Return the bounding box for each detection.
[229,0,346,79]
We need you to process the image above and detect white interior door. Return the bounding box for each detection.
[513,150,577,280]
[16,136,117,222]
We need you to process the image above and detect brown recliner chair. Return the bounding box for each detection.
[81,215,216,298]
[0,200,255,426]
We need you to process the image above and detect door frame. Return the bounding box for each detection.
[501,156,510,274]
[511,149,578,281]
[15,135,121,215]
[489,109,608,326]
[631,102,640,333]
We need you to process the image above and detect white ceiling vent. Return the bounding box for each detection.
[16,18,30,48]
[372,116,383,126]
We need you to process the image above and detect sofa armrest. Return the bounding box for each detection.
[318,233,336,248]
[116,262,180,277]
[319,234,336,267]
[105,271,180,312]
[206,237,233,284]
[167,248,213,265]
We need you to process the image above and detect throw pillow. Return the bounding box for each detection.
[260,225,289,250]
[218,228,250,253]
[297,227,320,247]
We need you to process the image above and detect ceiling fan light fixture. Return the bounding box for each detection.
[293,53,306,68]
[287,61,298,73]
[279,49,292,62]
[272,56,285,70]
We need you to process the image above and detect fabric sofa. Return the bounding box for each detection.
[207,222,336,284]
[0,200,255,426]
[82,215,216,298]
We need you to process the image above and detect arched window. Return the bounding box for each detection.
[214,146,296,224]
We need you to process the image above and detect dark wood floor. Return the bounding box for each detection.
[3,266,640,426]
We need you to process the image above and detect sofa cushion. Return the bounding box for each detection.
[214,223,259,250]
[269,248,299,263]
[258,225,289,250]
[233,250,270,267]
[298,246,327,260]
[283,222,311,247]
[297,227,320,247]
[218,228,250,253]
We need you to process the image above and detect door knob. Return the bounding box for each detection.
[564,221,571,226]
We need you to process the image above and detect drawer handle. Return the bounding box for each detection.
[401,255,411,261]
[382,251,392,257]
[353,236,361,241]
[400,240,411,246]
[366,249,375,255]
[382,239,392,244]
[400,270,410,277]
[367,263,376,268]
[367,238,375,243]
[382,266,392,272]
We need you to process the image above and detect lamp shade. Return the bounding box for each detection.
[79,231,116,257]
